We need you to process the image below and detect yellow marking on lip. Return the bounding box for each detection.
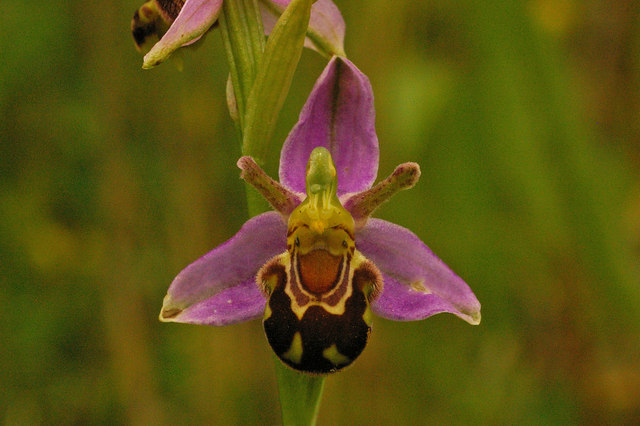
[263,302,272,321]
[283,332,303,364]
[362,306,373,326]
[323,344,350,366]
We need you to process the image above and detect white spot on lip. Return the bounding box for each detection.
[227,299,232,304]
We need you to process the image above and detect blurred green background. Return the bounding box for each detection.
[2,0,639,424]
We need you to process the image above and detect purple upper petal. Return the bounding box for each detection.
[357,219,481,324]
[260,0,346,55]
[160,211,287,325]
[142,0,222,69]
[279,56,379,195]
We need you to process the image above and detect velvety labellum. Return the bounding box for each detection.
[260,244,377,374]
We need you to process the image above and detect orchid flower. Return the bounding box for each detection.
[159,56,481,374]
[131,0,345,68]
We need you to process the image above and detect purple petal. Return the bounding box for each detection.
[143,0,222,69]
[169,279,267,326]
[372,275,478,324]
[279,56,379,195]
[357,219,481,324]
[160,211,287,325]
[260,0,346,55]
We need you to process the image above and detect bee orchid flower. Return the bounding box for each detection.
[159,56,481,374]
[131,0,345,68]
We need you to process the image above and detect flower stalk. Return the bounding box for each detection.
[221,0,326,422]
[275,359,325,426]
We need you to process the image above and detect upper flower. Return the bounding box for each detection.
[131,0,345,68]
[159,56,481,374]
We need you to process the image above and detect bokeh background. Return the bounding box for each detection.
[2,0,639,424]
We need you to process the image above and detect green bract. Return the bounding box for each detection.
[242,0,313,161]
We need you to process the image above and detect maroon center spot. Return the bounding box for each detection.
[298,250,341,294]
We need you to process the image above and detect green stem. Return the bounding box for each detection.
[218,0,265,127]
[219,1,326,423]
[219,0,268,215]
[275,359,326,426]
[242,0,313,162]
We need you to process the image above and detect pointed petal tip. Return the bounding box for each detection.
[162,280,267,326]
[457,293,481,325]
[159,294,183,322]
[159,307,182,322]
[140,34,174,69]
[141,57,161,69]
[462,307,481,325]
